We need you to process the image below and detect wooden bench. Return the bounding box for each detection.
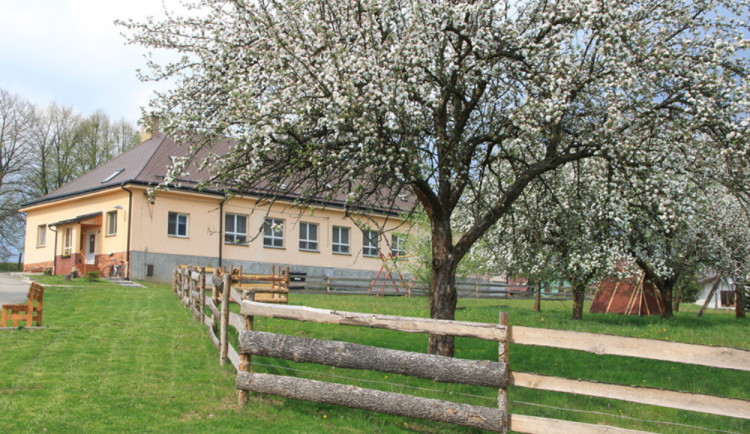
[1,282,44,327]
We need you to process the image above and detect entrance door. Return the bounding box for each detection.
[86,230,97,265]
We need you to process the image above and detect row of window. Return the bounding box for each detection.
[168,212,406,257]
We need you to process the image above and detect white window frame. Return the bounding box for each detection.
[37,225,46,248]
[332,226,350,255]
[363,229,379,257]
[263,218,284,248]
[225,213,248,244]
[391,234,406,257]
[107,211,118,236]
[299,222,319,252]
[167,212,189,238]
[63,227,73,256]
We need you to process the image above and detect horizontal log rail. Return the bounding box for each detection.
[510,371,750,420]
[239,330,507,388]
[508,414,648,434]
[511,326,750,372]
[236,372,507,432]
[240,300,507,341]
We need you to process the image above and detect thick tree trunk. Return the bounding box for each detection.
[424,212,460,357]
[637,259,675,319]
[571,280,586,320]
[428,259,458,356]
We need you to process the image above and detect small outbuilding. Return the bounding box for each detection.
[694,274,736,310]
[590,272,664,316]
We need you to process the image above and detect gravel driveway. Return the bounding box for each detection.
[0,273,33,306]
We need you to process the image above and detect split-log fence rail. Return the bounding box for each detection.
[173,265,750,433]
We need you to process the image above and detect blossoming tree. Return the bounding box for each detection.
[122,0,748,355]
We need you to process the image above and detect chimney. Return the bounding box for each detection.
[139,115,160,142]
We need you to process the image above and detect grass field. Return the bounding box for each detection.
[0,276,748,433]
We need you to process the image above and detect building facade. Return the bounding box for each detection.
[20,134,412,282]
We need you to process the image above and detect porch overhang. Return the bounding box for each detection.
[49,212,103,227]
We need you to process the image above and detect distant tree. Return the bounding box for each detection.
[0,89,32,259]
[26,103,81,196]
[464,158,626,320]
[123,0,749,355]
[624,177,707,319]
[77,109,113,172]
[111,118,140,155]
[77,110,140,172]
[701,190,750,318]
[25,104,140,198]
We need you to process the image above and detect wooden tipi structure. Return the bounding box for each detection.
[590,272,664,316]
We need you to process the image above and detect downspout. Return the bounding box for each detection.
[120,183,133,280]
[50,226,58,275]
[218,200,224,267]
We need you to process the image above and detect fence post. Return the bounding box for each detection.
[199,267,206,324]
[212,267,222,306]
[238,289,254,407]
[498,311,510,428]
[220,271,230,365]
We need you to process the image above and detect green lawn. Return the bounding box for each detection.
[0,277,747,433]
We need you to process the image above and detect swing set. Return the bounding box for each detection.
[368,253,416,297]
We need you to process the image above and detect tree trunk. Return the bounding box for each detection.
[532,281,541,312]
[424,212,460,357]
[428,259,458,356]
[637,259,675,319]
[659,284,674,319]
[571,280,586,320]
[735,276,746,319]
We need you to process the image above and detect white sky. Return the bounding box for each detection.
[0,0,184,124]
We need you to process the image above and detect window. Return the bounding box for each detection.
[101,168,124,183]
[37,225,46,247]
[299,222,318,251]
[332,226,350,254]
[63,227,72,256]
[168,212,189,237]
[363,230,379,257]
[107,211,117,236]
[225,213,248,244]
[263,218,284,248]
[391,234,406,257]
[720,290,735,307]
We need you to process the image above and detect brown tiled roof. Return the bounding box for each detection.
[22,134,414,215]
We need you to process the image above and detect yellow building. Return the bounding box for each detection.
[20,134,412,281]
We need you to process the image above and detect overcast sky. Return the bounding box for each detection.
[0,0,184,125]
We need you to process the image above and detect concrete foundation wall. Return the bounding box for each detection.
[130,250,377,283]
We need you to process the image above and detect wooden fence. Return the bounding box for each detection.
[173,266,750,433]
[289,274,588,300]
[172,264,290,369]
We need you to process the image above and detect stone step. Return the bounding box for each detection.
[105,278,146,288]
